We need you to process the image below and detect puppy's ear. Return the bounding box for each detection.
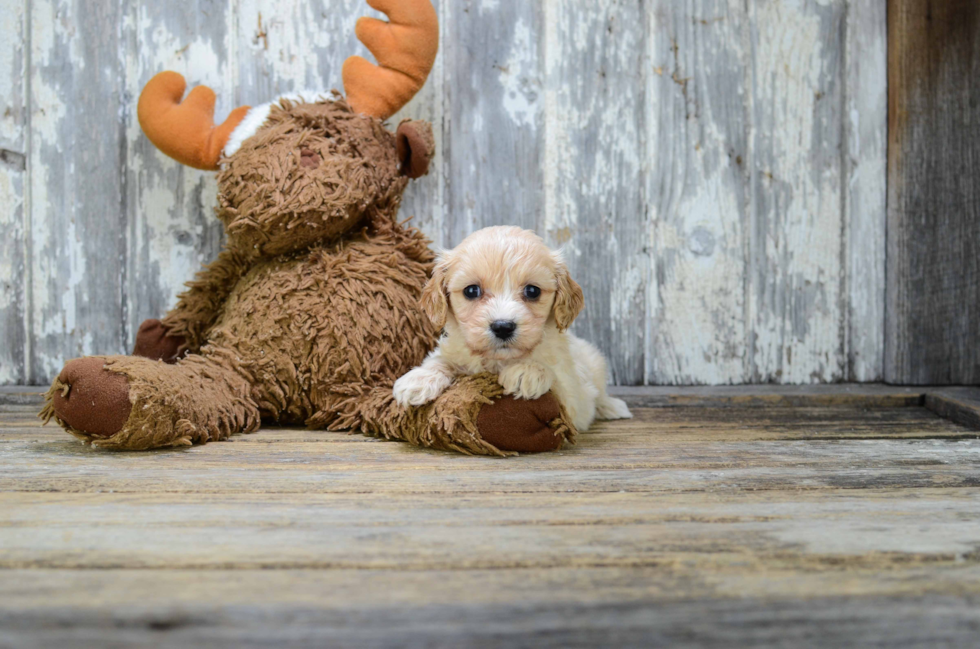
[420,256,450,329]
[552,252,584,332]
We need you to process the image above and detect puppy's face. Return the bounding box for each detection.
[421,227,584,361]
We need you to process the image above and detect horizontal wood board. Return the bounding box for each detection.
[3,393,980,646]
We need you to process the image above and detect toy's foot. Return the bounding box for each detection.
[41,354,260,450]
[133,319,186,363]
[48,357,132,438]
[477,393,566,453]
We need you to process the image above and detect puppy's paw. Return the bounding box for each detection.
[596,396,632,420]
[393,368,452,407]
[499,362,555,401]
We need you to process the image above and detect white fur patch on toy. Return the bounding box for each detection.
[223,91,330,159]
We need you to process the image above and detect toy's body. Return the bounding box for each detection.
[40,0,575,455]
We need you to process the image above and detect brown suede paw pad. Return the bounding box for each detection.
[48,358,132,439]
[476,393,566,453]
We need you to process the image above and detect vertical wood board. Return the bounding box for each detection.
[0,0,27,384]
[124,0,234,345]
[28,0,129,382]
[645,0,750,385]
[543,0,647,384]
[844,0,887,382]
[747,0,847,383]
[886,0,980,384]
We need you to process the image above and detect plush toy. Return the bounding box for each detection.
[40,0,574,456]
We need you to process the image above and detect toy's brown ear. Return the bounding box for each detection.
[552,253,584,332]
[420,257,450,328]
[396,120,434,178]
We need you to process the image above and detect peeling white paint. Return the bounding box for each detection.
[498,18,540,129]
[0,0,887,386]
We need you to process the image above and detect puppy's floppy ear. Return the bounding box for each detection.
[420,255,451,328]
[552,251,584,332]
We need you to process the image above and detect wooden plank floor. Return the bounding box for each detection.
[1,387,979,647]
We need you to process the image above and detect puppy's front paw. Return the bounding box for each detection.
[499,362,555,401]
[393,368,452,407]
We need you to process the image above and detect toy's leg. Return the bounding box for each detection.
[324,373,576,456]
[41,351,259,450]
[132,319,187,363]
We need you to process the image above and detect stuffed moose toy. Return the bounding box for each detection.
[41,0,574,455]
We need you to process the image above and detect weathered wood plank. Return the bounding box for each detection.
[3,435,978,495]
[124,0,234,346]
[4,592,979,649]
[390,0,446,247]
[0,0,27,385]
[4,403,973,438]
[844,0,887,382]
[885,0,980,384]
[924,388,980,432]
[611,383,925,408]
[645,0,750,385]
[28,0,129,382]
[2,489,980,570]
[444,0,543,244]
[4,563,980,618]
[2,589,979,649]
[235,0,360,102]
[0,0,894,387]
[747,0,846,383]
[543,0,646,384]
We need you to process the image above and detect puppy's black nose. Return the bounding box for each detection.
[490,320,517,341]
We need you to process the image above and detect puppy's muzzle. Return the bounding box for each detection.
[490,320,517,341]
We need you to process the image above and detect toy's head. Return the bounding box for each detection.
[136,0,438,257]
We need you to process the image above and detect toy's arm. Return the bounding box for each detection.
[152,248,252,356]
[329,373,576,456]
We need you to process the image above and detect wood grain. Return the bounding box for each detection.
[844,0,887,382]
[2,403,980,645]
[0,0,27,385]
[748,0,846,383]
[0,2,892,386]
[886,0,980,384]
[645,0,750,385]
[444,0,544,245]
[27,0,130,382]
[123,0,235,348]
[543,0,646,384]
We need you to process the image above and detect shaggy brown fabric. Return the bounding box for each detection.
[42,97,574,456]
[133,319,186,362]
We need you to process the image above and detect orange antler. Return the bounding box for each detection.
[137,71,251,170]
[342,0,439,120]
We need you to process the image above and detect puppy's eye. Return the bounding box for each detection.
[523,285,541,300]
[463,285,482,300]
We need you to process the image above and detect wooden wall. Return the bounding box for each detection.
[0,0,887,386]
[886,0,980,385]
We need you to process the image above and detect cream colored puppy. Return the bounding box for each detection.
[393,226,631,431]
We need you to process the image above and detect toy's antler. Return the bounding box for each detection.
[137,71,251,170]
[342,0,439,120]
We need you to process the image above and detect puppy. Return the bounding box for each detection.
[393,226,631,431]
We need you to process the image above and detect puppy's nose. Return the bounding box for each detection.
[490,320,517,341]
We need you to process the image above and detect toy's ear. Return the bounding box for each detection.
[420,256,450,328]
[552,252,584,332]
[396,120,434,178]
